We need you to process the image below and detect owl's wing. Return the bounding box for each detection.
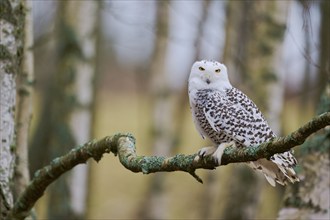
[203,89,275,146]
[190,105,206,139]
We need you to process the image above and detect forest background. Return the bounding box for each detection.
[1,0,329,219]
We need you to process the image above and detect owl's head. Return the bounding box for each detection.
[188,60,232,93]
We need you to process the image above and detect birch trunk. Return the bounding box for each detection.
[137,1,170,218]
[14,0,34,200]
[219,2,261,219]
[278,85,330,220]
[191,1,220,219]
[220,1,289,219]
[315,0,329,101]
[278,1,330,218]
[139,2,211,218]
[0,0,25,218]
[46,1,99,219]
[66,2,99,217]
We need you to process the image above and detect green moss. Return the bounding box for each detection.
[0,45,12,60]
[33,169,41,178]
[58,22,82,59]
[18,87,30,96]
[135,156,145,162]
[4,63,15,74]
[299,87,330,155]
[51,157,61,166]
[258,39,273,56]
[10,143,16,153]
[284,195,324,212]
[140,156,164,174]
[317,93,330,115]
[261,69,278,82]
[0,0,17,24]
[300,131,330,155]
[283,195,302,207]
[170,154,191,168]
[267,23,286,40]
[263,13,286,40]
[0,0,26,77]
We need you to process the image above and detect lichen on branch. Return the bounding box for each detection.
[9,112,330,219]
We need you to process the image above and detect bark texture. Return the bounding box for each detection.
[278,88,330,220]
[46,1,98,219]
[66,1,99,217]
[14,0,34,200]
[137,1,170,219]
[220,1,289,219]
[28,1,99,219]
[0,0,25,218]
[277,1,330,218]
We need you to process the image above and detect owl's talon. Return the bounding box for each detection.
[212,141,236,165]
[198,146,217,159]
[196,142,236,165]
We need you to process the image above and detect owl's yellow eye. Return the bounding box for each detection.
[199,67,205,71]
[215,69,221,73]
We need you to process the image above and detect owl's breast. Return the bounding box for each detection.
[191,90,236,145]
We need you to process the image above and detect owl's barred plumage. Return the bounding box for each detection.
[188,60,299,186]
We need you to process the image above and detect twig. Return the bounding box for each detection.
[10,112,330,219]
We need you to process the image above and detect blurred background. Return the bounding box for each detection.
[28,0,327,219]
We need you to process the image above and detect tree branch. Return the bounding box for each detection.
[10,112,330,219]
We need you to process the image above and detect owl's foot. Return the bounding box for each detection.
[195,142,236,165]
[213,141,236,165]
[194,146,217,163]
[198,146,217,158]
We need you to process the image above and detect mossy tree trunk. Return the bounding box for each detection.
[278,0,330,218]
[0,0,25,218]
[28,1,99,219]
[14,0,34,201]
[138,1,212,218]
[47,1,99,219]
[219,2,260,218]
[219,1,289,219]
[315,0,329,102]
[278,88,329,219]
[64,2,100,218]
[190,1,221,219]
[137,1,170,218]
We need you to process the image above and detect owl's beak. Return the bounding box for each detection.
[206,79,211,84]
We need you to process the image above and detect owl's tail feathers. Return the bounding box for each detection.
[249,152,300,187]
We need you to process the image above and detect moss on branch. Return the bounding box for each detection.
[9,112,330,219]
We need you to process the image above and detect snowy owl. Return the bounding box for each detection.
[188,60,299,186]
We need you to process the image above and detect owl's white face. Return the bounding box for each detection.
[188,60,232,95]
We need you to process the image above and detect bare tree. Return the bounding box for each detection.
[14,0,34,200]
[66,1,100,217]
[278,0,330,218]
[137,1,170,218]
[47,1,99,219]
[315,0,329,100]
[0,0,25,218]
[219,1,290,219]
[278,87,329,219]
[27,1,99,218]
